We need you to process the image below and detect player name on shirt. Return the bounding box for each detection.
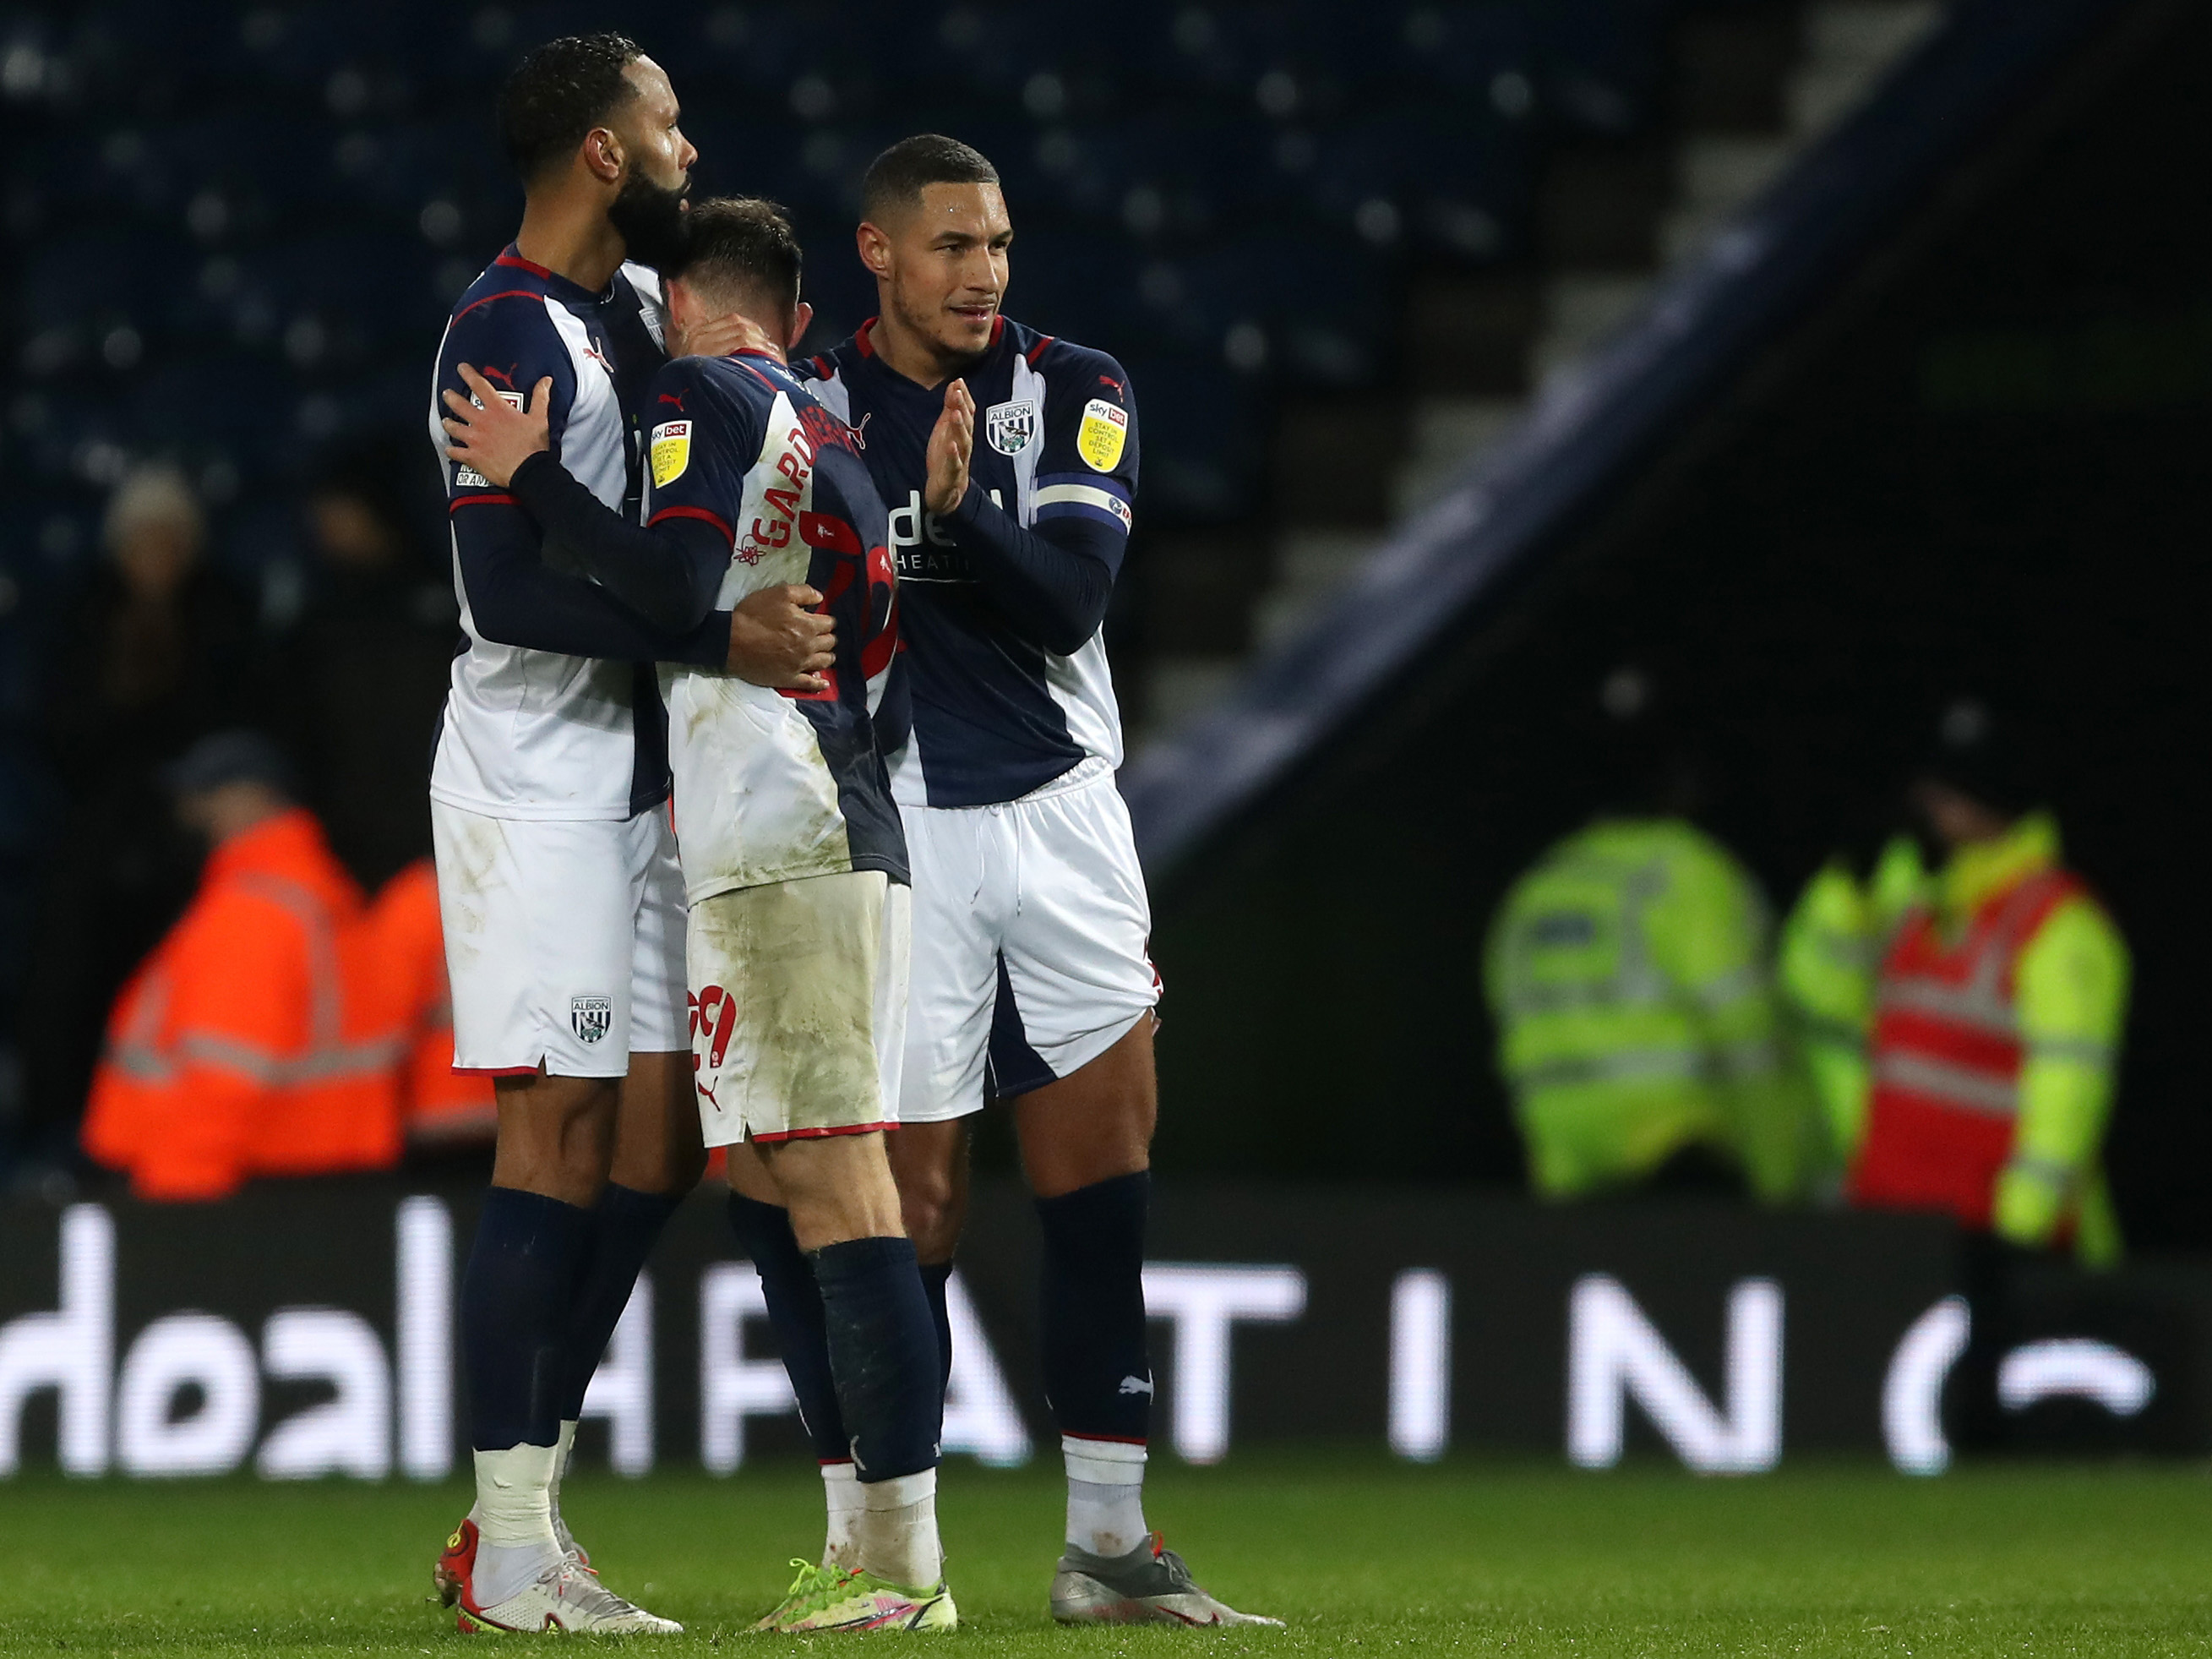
[644,349,907,902]
[800,315,1141,810]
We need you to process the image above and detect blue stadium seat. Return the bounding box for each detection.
[20,232,155,333]
[1116,355,1262,522]
[1392,2,1541,101]
[132,356,295,463]
[1001,232,1148,350]
[0,0,1684,601]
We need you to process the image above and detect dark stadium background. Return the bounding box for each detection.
[0,0,2206,1252]
[1144,0,2212,1260]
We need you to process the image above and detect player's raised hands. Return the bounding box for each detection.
[923,379,975,517]
[727,583,837,692]
[441,364,552,487]
[672,309,776,361]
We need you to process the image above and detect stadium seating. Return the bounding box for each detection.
[1,2,1690,531]
[0,2,1706,1133]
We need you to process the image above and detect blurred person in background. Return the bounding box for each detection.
[274,435,460,891]
[14,463,262,1163]
[1484,669,1816,1203]
[80,731,403,1201]
[1778,832,1926,1183]
[1847,701,2128,1265]
[371,857,498,1161]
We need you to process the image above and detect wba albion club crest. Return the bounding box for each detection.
[570,995,613,1045]
[984,397,1038,456]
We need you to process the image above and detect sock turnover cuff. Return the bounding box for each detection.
[859,1466,937,1509]
[811,1234,921,1282]
[1064,1433,1148,1484]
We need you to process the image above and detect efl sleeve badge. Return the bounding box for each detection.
[1075,397,1129,473]
[650,420,691,487]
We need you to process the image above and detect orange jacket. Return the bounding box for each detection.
[83,808,404,1200]
[371,859,496,1149]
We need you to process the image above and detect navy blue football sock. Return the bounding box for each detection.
[920,1260,954,1397]
[462,1187,596,1451]
[813,1236,944,1482]
[726,1192,849,1462]
[1036,1171,1153,1442]
[555,1181,684,1423]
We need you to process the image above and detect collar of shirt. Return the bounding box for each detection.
[497,244,621,310]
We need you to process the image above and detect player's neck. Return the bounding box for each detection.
[513,194,629,296]
[869,309,983,390]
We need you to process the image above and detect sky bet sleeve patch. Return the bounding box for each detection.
[650,419,691,487]
[1076,397,1129,473]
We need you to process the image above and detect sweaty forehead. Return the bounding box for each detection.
[621,57,677,120]
[908,182,1011,239]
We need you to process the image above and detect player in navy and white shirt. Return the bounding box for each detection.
[799,137,1274,1627]
[443,198,956,1621]
[417,37,832,1638]
[804,316,1134,806]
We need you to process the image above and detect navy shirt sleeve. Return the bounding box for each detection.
[438,297,726,666]
[509,453,733,636]
[503,360,754,636]
[940,347,1139,657]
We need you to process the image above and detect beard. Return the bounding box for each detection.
[607,169,691,270]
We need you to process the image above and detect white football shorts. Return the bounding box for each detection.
[689,869,910,1147]
[900,758,1160,1123]
[433,801,688,1078]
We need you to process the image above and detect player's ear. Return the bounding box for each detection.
[856,221,891,277]
[582,125,624,187]
[785,302,815,353]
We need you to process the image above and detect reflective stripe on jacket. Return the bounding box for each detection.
[1484,817,1813,1203]
[82,809,404,1200]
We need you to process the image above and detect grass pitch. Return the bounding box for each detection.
[3,1453,2209,1656]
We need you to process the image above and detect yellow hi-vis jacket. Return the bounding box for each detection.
[1484,818,1816,1203]
[1778,836,1927,1174]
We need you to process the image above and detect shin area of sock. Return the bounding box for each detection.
[461,1188,596,1451]
[726,1192,851,1461]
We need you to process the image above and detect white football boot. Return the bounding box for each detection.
[439,1518,681,1634]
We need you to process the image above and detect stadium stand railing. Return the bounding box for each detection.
[1118,0,2131,886]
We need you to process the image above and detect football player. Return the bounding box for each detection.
[444,197,956,1633]
[424,37,827,1634]
[791,135,1277,1628]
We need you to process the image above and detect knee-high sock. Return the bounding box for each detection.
[461,1189,593,1604]
[1035,1171,1152,1443]
[462,1187,596,1453]
[558,1182,684,1421]
[726,1192,849,1462]
[919,1260,954,1398]
[813,1236,944,1481]
[815,1236,945,1589]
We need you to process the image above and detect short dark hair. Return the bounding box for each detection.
[499,33,645,183]
[667,198,803,321]
[861,134,1000,223]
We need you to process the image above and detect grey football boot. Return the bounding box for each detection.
[1049,1533,1283,1627]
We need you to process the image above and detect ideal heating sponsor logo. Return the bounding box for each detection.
[887,489,1005,583]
